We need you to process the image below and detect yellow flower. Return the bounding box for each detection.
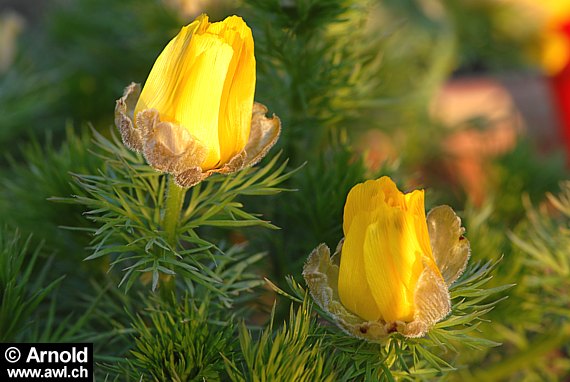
[115,14,280,187]
[303,176,470,340]
[514,0,570,75]
[542,30,570,75]
[541,1,570,76]
[338,177,440,323]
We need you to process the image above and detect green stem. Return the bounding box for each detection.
[163,177,187,246]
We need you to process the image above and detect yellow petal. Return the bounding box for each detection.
[406,191,443,280]
[404,190,433,259]
[377,176,405,208]
[210,16,256,164]
[343,177,403,235]
[338,212,382,321]
[362,206,423,322]
[173,33,233,169]
[135,15,236,167]
[134,18,203,116]
[343,180,378,235]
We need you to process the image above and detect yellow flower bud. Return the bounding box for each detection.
[303,176,470,341]
[338,177,440,323]
[115,15,280,187]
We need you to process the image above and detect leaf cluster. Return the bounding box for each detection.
[0,228,63,342]
[55,130,296,297]
[116,295,236,382]
[225,298,335,382]
[0,126,101,254]
[449,183,570,381]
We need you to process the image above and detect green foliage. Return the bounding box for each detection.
[0,228,63,341]
[427,258,508,366]
[245,0,386,160]
[0,0,186,153]
[369,0,455,137]
[0,227,134,358]
[511,187,570,312]
[449,183,570,381]
[492,139,567,224]
[117,295,236,382]
[225,298,335,382]
[441,0,536,71]
[382,0,536,72]
[284,148,368,249]
[55,130,295,294]
[0,126,101,253]
[0,66,64,148]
